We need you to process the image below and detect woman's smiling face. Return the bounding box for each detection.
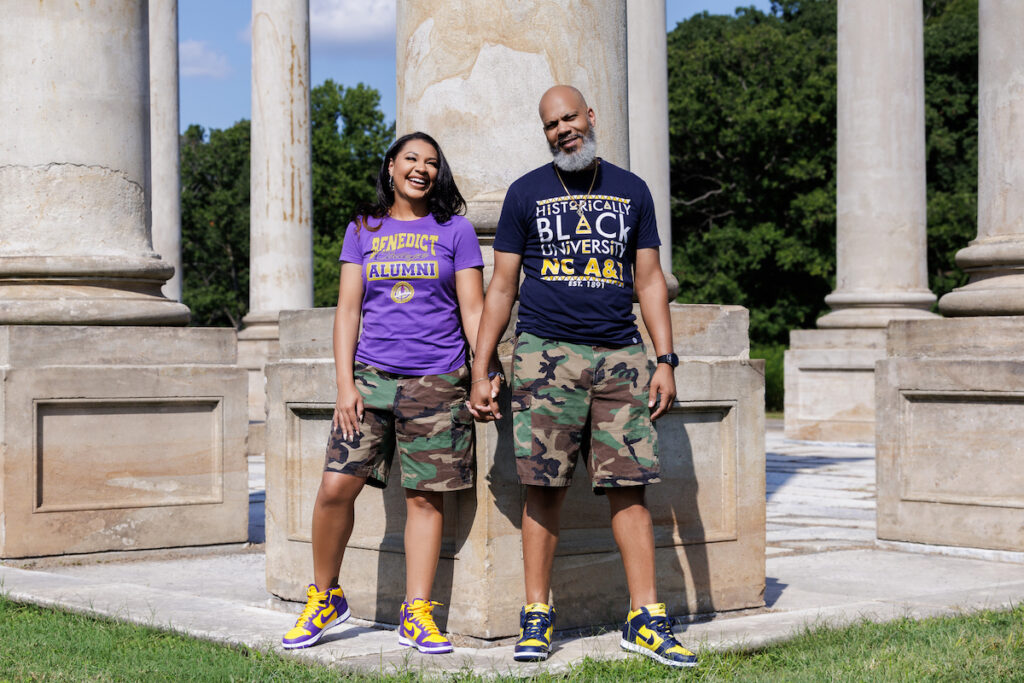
[388,138,439,205]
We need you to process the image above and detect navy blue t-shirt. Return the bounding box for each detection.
[493,160,661,346]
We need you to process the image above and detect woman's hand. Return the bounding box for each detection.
[468,374,502,421]
[333,382,364,440]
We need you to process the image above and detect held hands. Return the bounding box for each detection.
[333,382,364,440]
[648,363,676,420]
[467,373,502,422]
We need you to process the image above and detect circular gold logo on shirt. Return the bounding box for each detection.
[390,281,415,304]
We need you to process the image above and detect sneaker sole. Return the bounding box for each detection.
[397,635,454,654]
[513,650,550,662]
[281,607,351,650]
[620,639,697,668]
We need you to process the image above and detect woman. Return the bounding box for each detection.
[282,132,499,653]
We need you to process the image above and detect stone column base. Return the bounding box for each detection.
[876,317,1024,552]
[0,325,248,558]
[784,328,888,443]
[265,304,765,637]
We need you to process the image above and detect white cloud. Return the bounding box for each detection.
[179,40,232,79]
[310,0,396,53]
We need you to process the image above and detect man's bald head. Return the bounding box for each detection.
[538,85,589,119]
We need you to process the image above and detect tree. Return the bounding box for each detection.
[310,80,393,307]
[667,0,978,345]
[923,0,977,297]
[668,1,838,346]
[179,81,392,324]
[180,121,251,328]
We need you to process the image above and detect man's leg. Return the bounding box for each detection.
[522,484,569,604]
[606,486,657,609]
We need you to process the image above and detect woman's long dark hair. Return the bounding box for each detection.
[354,131,466,232]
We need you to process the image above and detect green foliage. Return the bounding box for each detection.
[668,1,838,346]
[924,0,978,299]
[180,121,251,328]
[751,344,785,411]
[179,82,392,324]
[311,80,394,307]
[668,0,978,342]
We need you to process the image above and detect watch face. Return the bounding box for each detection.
[658,353,679,367]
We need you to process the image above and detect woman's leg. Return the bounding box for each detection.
[403,489,444,602]
[311,471,367,590]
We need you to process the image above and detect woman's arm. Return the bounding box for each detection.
[333,262,365,439]
[455,267,502,397]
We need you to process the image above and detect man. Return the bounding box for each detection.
[468,85,696,669]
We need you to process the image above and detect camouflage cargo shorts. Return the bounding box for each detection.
[511,332,660,490]
[324,362,475,491]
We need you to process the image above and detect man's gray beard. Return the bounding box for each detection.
[551,126,598,172]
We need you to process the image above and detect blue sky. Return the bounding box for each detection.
[178,1,775,134]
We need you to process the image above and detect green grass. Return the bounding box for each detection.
[1,597,1022,681]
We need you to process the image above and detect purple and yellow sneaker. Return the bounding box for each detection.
[281,584,350,649]
[397,599,454,654]
[620,603,697,668]
[514,602,556,662]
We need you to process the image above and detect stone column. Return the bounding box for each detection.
[875,2,1024,554]
[396,0,629,276]
[939,0,1024,316]
[0,0,188,324]
[149,0,183,302]
[819,0,935,327]
[241,0,314,433]
[627,0,678,298]
[0,1,248,559]
[785,0,935,443]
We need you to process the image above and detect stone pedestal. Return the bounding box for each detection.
[264,304,764,637]
[876,318,1024,551]
[784,329,887,443]
[0,326,249,558]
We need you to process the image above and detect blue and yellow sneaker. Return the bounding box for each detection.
[620,603,697,667]
[281,584,350,649]
[398,599,454,654]
[514,602,556,662]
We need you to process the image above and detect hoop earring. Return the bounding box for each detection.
[389,174,394,190]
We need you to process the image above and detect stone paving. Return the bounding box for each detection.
[3,424,1024,677]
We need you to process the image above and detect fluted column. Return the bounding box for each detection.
[247,0,314,333]
[149,0,183,302]
[939,0,1024,315]
[242,0,314,429]
[817,0,935,328]
[627,0,678,298]
[0,0,188,324]
[396,0,628,237]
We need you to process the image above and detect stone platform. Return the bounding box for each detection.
[3,423,1024,676]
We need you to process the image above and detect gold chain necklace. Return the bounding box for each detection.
[553,160,599,220]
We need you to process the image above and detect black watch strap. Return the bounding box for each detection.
[656,353,679,367]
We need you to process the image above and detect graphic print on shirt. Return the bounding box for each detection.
[533,193,632,289]
[366,231,442,304]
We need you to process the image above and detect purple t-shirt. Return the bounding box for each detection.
[340,213,483,376]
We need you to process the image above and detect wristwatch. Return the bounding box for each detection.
[656,353,679,368]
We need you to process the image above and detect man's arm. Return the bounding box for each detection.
[468,250,522,421]
[635,247,676,420]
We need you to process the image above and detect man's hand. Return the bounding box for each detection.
[648,363,676,420]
